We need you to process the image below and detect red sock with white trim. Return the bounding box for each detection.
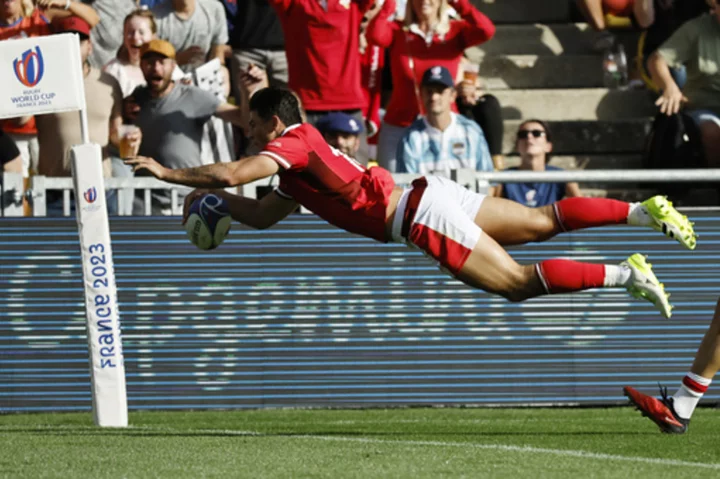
[672,373,712,419]
[553,197,631,231]
[536,259,606,294]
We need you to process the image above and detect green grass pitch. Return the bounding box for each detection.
[2,407,720,478]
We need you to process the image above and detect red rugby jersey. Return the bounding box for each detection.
[260,123,396,242]
[361,43,384,142]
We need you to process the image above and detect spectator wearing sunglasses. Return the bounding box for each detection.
[396,66,492,176]
[493,120,582,207]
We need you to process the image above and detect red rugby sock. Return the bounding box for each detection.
[553,197,630,231]
[536,259,606,294]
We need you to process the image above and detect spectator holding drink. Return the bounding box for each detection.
[366,0,495,172]
[35,16,124,179]
[125,39,245,214]
[103,9,179,99]
[456,57,505,171]
[34,16,129,214]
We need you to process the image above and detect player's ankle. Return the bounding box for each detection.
[673,373,712,419]
[626,202,651,227]
[604,264,632,288]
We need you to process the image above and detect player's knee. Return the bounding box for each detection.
[496,266,534,302]
[501,287,533,303]
[522,206,557,242]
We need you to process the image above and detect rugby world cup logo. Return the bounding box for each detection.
[13,46,45,88]
[84,187,97,204]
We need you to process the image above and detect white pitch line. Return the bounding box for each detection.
[296,435,720,471]
[4,425,720,471]
[167,427,720,471]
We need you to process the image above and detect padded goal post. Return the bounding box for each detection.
[0,34,127,426]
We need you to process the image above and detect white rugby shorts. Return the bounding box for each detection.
[391,176,486,275]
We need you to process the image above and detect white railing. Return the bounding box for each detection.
[2,169,720,217]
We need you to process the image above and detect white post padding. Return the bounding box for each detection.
[71,144,128,427]
[0,31,127,426]
[0,33,85,119]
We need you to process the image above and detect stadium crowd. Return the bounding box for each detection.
[0,0,719,213]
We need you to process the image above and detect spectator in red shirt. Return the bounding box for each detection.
[0,0,99,177]
[268,0,372,165]
[359,0,386,162]
[366,0,495,172]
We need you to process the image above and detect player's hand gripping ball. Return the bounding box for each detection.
[184,193,231,250]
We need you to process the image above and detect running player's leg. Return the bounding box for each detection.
[624,297,720,433]
[473,195,696,250]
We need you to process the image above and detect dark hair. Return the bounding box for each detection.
[518,119,552,142]
[249,87,303,126]
[517,119,553,164]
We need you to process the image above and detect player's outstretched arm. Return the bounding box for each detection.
[224,190,298,229]
[182,189,298,230]
[125,155,280,188]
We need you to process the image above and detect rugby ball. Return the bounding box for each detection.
[184,194,231,250]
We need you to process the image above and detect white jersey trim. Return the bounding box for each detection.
[260,151,291,169]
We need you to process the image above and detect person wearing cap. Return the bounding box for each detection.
[366,0,495,171]
[316,112,365,163]
[32,15,129,215]
[0,0,99,177]
[396,65,493,177]
[35,15,122,179]
[124,39,246,214]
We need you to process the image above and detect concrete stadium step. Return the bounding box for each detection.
[480,55,604,89]
[467,24,639,57]
[493,88,656,121]
[473,0,570,24]
[503,154,643,170]
[500,119,650,155]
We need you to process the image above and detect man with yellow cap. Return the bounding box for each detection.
[125,39,245,214]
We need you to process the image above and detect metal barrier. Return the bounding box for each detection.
[1,172,23,216]
[3,168,720,217]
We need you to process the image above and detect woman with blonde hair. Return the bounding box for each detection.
[366,0,495,172]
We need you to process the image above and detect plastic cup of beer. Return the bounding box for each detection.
[463,63,480,84]
[119,125,140,158]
